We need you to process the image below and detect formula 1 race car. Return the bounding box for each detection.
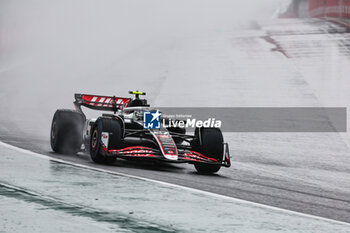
[50,91,231,174]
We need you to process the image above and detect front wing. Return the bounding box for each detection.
[101,144,231,167]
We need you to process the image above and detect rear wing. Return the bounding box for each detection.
[74,94,131,113]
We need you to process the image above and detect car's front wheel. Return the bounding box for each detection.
[90,117,122,164]
[193,127,223,174]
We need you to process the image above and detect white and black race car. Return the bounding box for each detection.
[50,91,230,174]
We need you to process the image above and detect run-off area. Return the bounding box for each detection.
[0,142,349,233]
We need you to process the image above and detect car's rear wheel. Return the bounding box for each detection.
[193,127,223,174]
[90,117,122,164]
[50,109,85,154]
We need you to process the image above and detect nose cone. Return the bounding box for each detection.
[151,130,178,160]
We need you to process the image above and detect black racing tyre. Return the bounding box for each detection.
[193,127,223,174]
[50,109,85,154]
[90,117,122,164]
[167,127,186,144]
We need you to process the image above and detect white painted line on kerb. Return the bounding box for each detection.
[0,140,349,227]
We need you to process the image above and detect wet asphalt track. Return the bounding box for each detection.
[1,18,350,224]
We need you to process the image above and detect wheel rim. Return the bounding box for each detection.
[51,121,57,140]
[91,129,98,149]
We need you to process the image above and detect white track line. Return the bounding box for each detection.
[0,140,349,227]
